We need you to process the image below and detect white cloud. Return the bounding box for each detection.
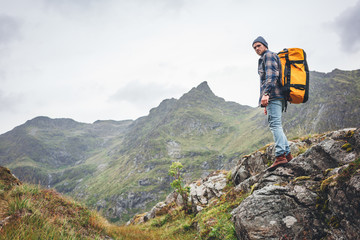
[109,80,186,105]
[333,0,360,52]
[0,0,359,134]
[0,15,21,45]
[0,90,23,112]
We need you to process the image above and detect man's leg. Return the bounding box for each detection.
[267,100,290,157]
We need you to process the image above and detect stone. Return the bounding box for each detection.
[189,171,228,212]
[231,185,326,239]
[231,128,360,239]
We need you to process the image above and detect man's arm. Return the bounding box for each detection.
[261,95,269,115]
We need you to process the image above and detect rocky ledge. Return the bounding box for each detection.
[231,128,360,239]
[129,128,360,239]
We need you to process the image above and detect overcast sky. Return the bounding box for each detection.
[1,0,360,134]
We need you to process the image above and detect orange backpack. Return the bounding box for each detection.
[278,48,309,108]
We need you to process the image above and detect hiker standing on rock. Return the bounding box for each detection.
[252,36,293,171]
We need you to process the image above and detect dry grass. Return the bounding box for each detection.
[0,177,180,240]
[0,165,249,240]
[0,168,115,240]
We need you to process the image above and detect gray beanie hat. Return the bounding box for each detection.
[252,36,268,49]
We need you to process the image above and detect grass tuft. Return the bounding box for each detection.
[0,181,117,240]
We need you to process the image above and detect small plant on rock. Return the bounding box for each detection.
[168,162,191,213]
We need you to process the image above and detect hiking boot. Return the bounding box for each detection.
[286,153,293,162]
[267,154,288,171]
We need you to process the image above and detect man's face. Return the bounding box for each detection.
[253,42,267,56]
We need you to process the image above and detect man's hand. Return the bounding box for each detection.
[264,107,267,115]
[261,95,269,107]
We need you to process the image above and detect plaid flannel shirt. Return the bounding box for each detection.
[257,50,284,106]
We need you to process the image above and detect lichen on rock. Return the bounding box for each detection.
[230,128,360,239]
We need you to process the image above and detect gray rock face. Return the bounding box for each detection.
[232,185,324,240]
[189,170,228,212]
[144,202,167,221]
[232,182,328,239]
[231,128,360,240]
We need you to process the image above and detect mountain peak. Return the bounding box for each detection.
[195,81,214,95]
[177,81,223,107]
[183,81,215,98]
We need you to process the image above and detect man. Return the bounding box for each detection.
[252,36,293,171]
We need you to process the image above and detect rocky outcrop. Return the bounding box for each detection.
[231,128,360,239]
[127,170,230,225]
[189,170,228,212]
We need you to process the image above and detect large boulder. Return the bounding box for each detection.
[231,128,360,239]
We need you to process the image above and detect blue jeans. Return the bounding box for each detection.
[267,100,290,157]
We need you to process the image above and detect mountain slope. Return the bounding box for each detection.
[0,68,359,223]
[0,118,132,189]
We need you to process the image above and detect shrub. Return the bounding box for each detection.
[168,162,191,212]
[8,196,31,215]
